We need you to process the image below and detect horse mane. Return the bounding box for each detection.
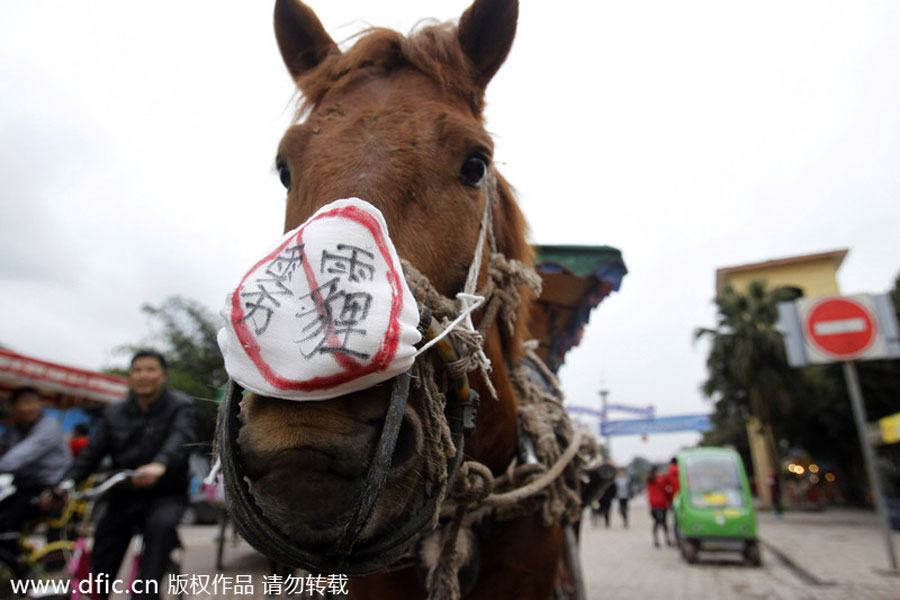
[491,171,534,361]
[294,22,534,359]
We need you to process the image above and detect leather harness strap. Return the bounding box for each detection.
[326,370,410,561]
[218,368,467,575]
[217,187,500,576]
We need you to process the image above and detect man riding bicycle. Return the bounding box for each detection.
[0,386,71,562]
[46,350,196,600]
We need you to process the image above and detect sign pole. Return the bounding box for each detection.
[842,360,898,571]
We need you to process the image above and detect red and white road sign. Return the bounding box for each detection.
[804,297,877,359]
[781,293,900,367]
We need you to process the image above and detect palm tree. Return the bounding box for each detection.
[695,281,799,480]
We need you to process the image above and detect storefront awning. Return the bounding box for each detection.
[0,349,127,405]
[529,245,628,373]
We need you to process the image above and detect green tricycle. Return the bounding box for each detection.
[672,447,761,566]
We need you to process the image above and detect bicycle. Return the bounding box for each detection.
[0,474,76,598]
[2,471,185,600]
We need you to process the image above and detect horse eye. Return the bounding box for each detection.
[277,160,291,191]
[460,155,488,187]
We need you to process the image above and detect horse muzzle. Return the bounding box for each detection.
[217,365,467,576]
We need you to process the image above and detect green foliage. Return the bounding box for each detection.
[139,297,227,390]
[695,281,800,424]
[627,456,653,482]
[699,398,751,469]
[697,273,900,504]
[116,295,225,447]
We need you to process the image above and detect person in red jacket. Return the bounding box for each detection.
[68,423,90,458]
[647,466,672,548]
[664,457,680,501]
[664,457,680,532]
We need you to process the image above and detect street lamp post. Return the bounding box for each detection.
[599,389,610,460]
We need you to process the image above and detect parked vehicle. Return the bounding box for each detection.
[672,447,760,566]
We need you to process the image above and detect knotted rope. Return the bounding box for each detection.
[391,172,597,599]
[511,343,599,525]
[401,257,597,600]
[478,253,543,342]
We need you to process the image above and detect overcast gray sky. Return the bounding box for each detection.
[2,1,898,465]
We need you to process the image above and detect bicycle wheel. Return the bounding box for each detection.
[12,543,75,600]
[0,555,20,598]
[33,541,74,579]
[0,546,30,599]
[160,559,185,600]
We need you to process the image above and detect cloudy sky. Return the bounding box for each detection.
[2,1,898,465]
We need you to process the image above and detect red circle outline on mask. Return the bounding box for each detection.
[230,205,404,392]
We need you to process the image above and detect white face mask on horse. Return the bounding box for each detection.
[218,198,422,401]
[214,196,487,574]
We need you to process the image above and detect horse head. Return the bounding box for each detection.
[216,0,570,592]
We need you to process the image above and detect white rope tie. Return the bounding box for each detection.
[463,193,491,296]
[412,186,495,366]
[456,186,495,372]
[204,456,222,486]
[414,293,486,358]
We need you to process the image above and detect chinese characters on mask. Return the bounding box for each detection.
[238,243,376,360]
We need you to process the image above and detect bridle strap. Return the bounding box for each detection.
[217,178,499,574]
[218,377,331,571]
[327,370,410,561]
[218,371,466,575]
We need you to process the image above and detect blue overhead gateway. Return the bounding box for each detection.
[600,414,712,436]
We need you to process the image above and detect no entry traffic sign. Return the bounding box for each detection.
[779,293,900,366]
[804,297,876,359]
[777,292,900,569]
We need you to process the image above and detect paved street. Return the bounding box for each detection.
[581,496,900,599]
[104,497,900,599]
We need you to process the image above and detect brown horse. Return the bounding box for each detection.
[216,1,590,598]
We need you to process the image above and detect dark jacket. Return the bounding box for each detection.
[599,479,617,506]
[62,388,196,496]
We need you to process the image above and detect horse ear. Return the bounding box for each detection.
[274,0,339,80]
[457,0,518,89]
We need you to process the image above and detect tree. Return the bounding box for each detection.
[699,396,752,469]
[114,295,225,447]
[854,271,900,420]
[695,281,801,479]
[696,274,900,505]
[627,456,653,486]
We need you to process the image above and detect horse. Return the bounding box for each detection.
[214,1,595,598]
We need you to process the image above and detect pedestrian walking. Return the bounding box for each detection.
[647,466,672,548]
[664,456,680,533]
[596,479,616,528]
[614,468,631,528]
[767,471,783,517]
